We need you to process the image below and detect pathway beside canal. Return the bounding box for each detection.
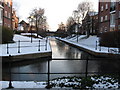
[57,35,120,58]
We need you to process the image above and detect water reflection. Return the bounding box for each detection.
[2,38,120,81]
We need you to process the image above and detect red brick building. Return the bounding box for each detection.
[98,1,120,33]
[2,0,12,29]
[12,9,19,30]
[82,12,98,35]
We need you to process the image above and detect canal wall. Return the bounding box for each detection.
[2,52,52,62]
[57,38,120,59]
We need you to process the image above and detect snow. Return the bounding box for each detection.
[57,35,120,55]
[0,34,51,56]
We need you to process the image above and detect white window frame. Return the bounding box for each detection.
[101,6,104,11]
[5,11,7,17]
[106,4,108,9]
[101,16,103,22]
[8,13,10,18]
[105,15,108,20]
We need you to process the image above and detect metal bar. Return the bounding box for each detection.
[38,40,40,51]
[18,40,20,53]
[7,43,9,54]
[45,38,47,50]
[7,55,14,89]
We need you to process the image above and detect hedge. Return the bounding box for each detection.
[99,30,120,48]
[1,26,14,44]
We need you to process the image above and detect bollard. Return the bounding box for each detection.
[7,43,9,54]
[18,40,20,53]
[7,55,14,89]
[38,40,40,51]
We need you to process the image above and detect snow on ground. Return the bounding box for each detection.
[0,34,51,56]
[57,35,119,54]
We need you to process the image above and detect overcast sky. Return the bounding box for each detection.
[13,0,98,31]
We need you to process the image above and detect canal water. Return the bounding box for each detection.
[2,38,120,81]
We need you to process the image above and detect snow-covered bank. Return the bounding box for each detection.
[56,35,120,58]
[0,34,52,57]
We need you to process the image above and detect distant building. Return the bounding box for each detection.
[98,1,120,33]
[82,11,98,35]
[18,20,30,32]
[2,0,12,29]
[0,3,3,26]
[12,9,19,30]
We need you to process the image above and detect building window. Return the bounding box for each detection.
[8,13,10,18]
[105,15,108,21]
[105,4,108,9]
[110,14,115,25]
[118,25,120,30]
[5,11,7,17]
[110,2,116,12]
[101,6,104,11]
[119,11,120,18]
[101,16,103,22]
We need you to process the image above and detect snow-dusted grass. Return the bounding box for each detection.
[0,34,51,56]
[57,35,119,54]
[50,75,119,89]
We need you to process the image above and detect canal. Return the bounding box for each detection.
[2,38,120,81]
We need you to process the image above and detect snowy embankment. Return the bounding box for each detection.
[0,34,51,57]
[57,35,120,57]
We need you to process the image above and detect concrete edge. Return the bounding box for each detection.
[56,38,120,59]
[1,52,52,62]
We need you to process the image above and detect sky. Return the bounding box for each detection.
[13,0,98,31]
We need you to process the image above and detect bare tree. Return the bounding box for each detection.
[77,1,93,20]
[29,8,46,37]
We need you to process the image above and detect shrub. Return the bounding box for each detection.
[99,30,120,48]
[2,26,14,44]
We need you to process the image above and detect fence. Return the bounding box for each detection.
[3,56,120,89]
[6,38,48,54]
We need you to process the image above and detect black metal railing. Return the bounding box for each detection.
[4,56,120,89]
[6,39,48,54]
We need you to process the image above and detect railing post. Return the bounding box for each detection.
[45,37,48,50]
[7,43,9,54]
[38,40,40,51]
[108,47,109,52]
[18,40,20,53]
[95,41,97,50]
[46,59,51,89]
[99,46,101,51]
[7,55,14,89]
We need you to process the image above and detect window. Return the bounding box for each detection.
[5,11,7,17]
[8,13,10,18]
[118,25,120,30]
[119,11,120,18]
[101,16,103,22]
[105,4,108,9]
[110,2,116,12]
[110,14,115,25]
[101,6,104,11]
[105,15,108,21]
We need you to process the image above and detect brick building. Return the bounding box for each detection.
[12,9,19,30]
[2,0,12,29]
[82,11,98,35]
[0,3,3,26]
[98,0,120,33]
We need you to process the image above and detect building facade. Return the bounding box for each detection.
[2,0,12,29]
[12,9,19,30]
[98,1,120,33]
[82,12,98,35]
[0,3,3,26]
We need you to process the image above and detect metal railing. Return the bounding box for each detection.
[3,56,120,89]
[6,38,48,54]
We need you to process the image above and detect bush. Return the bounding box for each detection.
[99,30,120,48]
[2,26,14,44]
